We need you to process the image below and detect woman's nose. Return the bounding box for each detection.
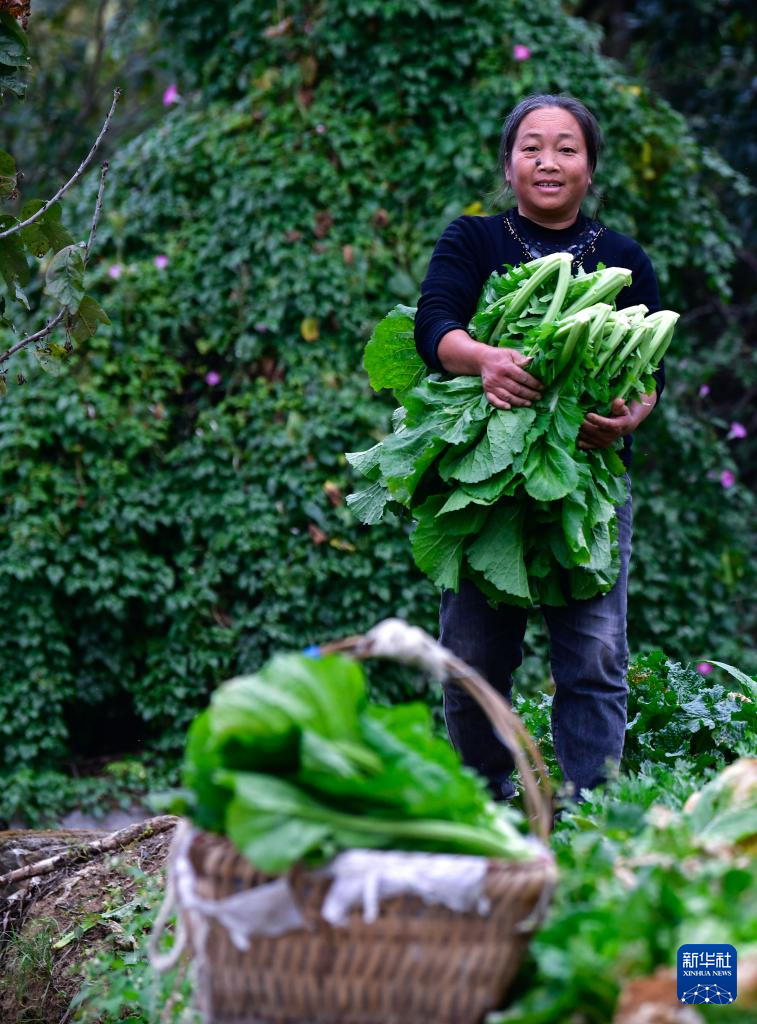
[536,151,559,171]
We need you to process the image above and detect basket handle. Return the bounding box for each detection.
[319,618,553,843]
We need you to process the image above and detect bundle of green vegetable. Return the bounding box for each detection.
[347,253,679,606]
[167,649,536,873]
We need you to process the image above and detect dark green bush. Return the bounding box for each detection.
[0,0,753,774]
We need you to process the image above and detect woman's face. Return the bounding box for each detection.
[505,107,592,227]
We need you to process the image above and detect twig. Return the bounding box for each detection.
[0,308,67,366]
[0,87,121,242]
[85,160,109,259]
[0,816,177,889]
[0,161,111,368]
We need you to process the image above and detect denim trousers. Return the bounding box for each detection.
[440,482,632,799]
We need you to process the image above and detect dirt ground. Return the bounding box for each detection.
[0,818,177,1024]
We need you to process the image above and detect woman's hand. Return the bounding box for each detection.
[478,347,543,410]
[436,329,542,408]
[578,392,657,450]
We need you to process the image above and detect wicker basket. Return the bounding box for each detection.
[158,619,557,1024]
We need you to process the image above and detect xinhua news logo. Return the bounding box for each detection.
[677,944,738,1005]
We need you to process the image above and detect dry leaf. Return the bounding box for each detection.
[0,1,30,27]
[323,481,343,506]
[262,16,292,39]
[307,523,328,545]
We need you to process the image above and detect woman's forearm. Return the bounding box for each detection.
[436,329,490,374]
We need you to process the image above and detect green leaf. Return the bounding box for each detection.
[379,420,446,500]
[213,653,366,751]
[345,441,383,481]
[363,305,425,393]
[411,495,486,590]
[0,215,30,291]
[0,149,17,199]
[0,16,29,100]
[443,406,536,484]
[345,479,390,524]
[562,491,591,564]
[33,342,70,377]
[19,201,75,258]
[702,661,757,701]
[0,13,29,65]
[70,295,110,343]
[522,434,580,502]
[44,244,86,312]
[466,502,531,602]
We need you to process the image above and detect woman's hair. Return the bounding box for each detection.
[498,94,603,182]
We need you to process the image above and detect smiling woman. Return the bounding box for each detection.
[414,93,666,806]
[503,103,596,229]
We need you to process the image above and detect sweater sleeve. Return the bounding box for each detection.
[414,217,490,371]
[616,240,665,400]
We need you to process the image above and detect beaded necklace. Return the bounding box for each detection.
[503,208,605,271]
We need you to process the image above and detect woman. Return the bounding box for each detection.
[414,94,664,802]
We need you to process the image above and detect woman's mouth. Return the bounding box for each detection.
[534,181,563,190]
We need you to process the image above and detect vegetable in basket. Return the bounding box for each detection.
[167,649,536,873]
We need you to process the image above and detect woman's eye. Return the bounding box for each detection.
[561,148,576,154]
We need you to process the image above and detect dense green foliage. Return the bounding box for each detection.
[0,0,754,778]
[3,1,169,198]
[494,760,757,1023]
[578,0,757,492]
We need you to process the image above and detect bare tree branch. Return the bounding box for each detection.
[85,159,109,259]
[0,161,111,368]
[0,308,67,367]
[0,86,121,241]
[0,816,177,890]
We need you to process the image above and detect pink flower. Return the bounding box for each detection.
[727,421,747,440]
[513,44,531,62]
[205,371,221,387]
[696,662,713,675]
[698,384,710,398]
[162,84,180,106]
[107,264,122,280]
[720,469,735,489]
[153,254,169,270]
[315,123,327,135]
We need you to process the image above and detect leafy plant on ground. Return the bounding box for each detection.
[489,759,757,1023]
[68,866,198,1024]
[624,652,756,772]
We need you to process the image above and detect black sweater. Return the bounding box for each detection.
[414,209,664,467]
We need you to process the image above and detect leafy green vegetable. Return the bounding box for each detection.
[624,651,756,772]
[171,649,536,872]
[348,256,679,606]
[489,759,757,1024]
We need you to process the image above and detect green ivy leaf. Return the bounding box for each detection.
[70,295,110,343]
[34,342,71,378]
[0,214,30,292]
[0,149,17,200]
[0,13,29,65]
[0,14,30,99]
[20,201,75,258]
[44,243,85,312]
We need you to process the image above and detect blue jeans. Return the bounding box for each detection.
[440,484,632,799]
